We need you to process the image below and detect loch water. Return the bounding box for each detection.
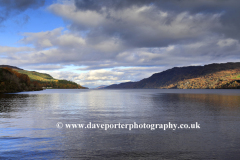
[1,89,240,159]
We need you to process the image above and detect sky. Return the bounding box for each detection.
[1,0,240,88]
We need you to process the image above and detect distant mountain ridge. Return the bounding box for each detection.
[95,85,107,89]
[105,62,240,89]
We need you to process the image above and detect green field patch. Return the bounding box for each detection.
[232,74,240,79]
[16,70,56,82]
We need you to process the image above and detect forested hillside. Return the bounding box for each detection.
[106,62,240,89]
[0,66,88,93]
[0,67,42,93]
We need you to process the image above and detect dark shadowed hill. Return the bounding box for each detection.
[105,62,240,89]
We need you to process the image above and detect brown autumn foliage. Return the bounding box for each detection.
[106,62,240,89]
[0,67,43,93]
[3,67,31,85]
[0,67,88,91]
[161,69,240,89]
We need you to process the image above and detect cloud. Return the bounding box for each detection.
[72,0,240,40]
[3,29,240,70]
[0,45,34,53]
[49,3,222,48]
[72,0,240,12]
[74,0,155,11]
[20,28,63,49]
[217,38,239,48]
[77,69,124,81]
[24,65,64,70]
[0,0,45,24]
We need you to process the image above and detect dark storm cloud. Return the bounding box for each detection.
[74,0,240,13]
[0,0,45,24]
[74,0,155,11]
[73,0,240,46]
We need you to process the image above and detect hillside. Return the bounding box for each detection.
[0,66,88,91]
[0,65,23,70]
[17,70,55,81]
[105,62,240,89]
[0,68,42,93]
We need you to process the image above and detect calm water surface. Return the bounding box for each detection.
[1,89,240,159]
